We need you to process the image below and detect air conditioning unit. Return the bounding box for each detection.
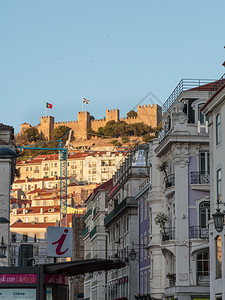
[48,208,55,213]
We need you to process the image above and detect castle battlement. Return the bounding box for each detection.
[138,104,158,108]
[78,111,89,115]
[106,109,118,113]
[92,118,106,123]
[21,104,162,141]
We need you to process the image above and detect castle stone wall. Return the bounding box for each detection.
[91,119,107,131]
[21,104,162,140]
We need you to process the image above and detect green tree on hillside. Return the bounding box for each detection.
[51,126,71,142]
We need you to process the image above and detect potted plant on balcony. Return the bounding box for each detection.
[166,273,176,286]
[155,212,169,238]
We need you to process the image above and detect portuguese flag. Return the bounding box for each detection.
[46,102,53,109]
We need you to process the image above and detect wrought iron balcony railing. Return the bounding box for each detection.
[84,209,92,221]
[190,172,210,184]
[189,226,209,239]
[104,197,138,226]
[197,274,210,286]
[165,174,175,188]
[162,227,175,242]
[89,225,106,239]
[81,226,89,237]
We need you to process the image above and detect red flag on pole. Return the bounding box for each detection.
[46,102,53,109]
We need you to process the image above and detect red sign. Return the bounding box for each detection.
[44,275,69,285]
[0,274,37,284]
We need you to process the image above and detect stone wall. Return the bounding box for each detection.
[22,104,162,141]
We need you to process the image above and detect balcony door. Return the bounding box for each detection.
[199,152,210,174]
[199,202,210,238]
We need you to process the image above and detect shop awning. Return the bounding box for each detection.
[43,258,125,277]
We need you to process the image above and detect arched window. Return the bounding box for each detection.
[199,202,210,228]
[216,236,222,278]
[216,113,221,145]
[197,251,209,285]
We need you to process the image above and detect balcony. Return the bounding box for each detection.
[162,78,216,114]
[93,207,99,217]
[84,209,92,221]
[89,225,106,239]
[34,170,39,173]
[197,275,210,286]
[165,174,175,188]
[81,226,89,237]
[189,226,209,239]
[162,227,175,242]
[190,172,210,184]
[104,197,138,226]
[43,167,49,171]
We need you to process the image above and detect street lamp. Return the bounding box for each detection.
[0,237,7,258]
[129,244,137,261]
[212,205,224,233]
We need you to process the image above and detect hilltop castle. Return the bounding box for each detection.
[20,104,162,140]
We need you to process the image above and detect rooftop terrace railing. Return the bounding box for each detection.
[208,73,225,98]
[162,79,216,114]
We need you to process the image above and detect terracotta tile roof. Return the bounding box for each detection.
[11,222,56,228]
[201,82,225,111]
[188,80,224,92]
[14,179,26,184]
[15,205,61,214]
[85,178,113,202]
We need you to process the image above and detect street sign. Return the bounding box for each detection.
[47,227,72,258]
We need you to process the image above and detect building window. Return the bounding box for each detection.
[198,103,206,124]
[200,152,210,174]
[22,234,28,242]
[197,251,209,284]
[216,113,221,145]
[217,169,222,201]
[11,232,16,243]
[34,234,39,243]
[216,236,222,278]
[199,202,210,228]
[140,273,143,294]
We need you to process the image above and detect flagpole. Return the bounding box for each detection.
[45,105,47,117]
[82,98,83,112]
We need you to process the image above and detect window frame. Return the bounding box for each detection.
[216,113,221,145]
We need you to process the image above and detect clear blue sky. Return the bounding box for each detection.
[1,0,225,134]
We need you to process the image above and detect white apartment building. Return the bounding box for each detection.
[202,80,225,300]
[148,79,216,300]
[82,179,112,300]
[17,151,126,184]
[104,145,149,300]
[10,207,74,267]
[0,124,17,266]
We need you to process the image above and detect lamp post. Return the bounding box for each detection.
[0,237,7,258]
[212,204,224,233]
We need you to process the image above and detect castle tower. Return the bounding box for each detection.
[106,109,119,123]
[20,123,31,133]
[137,104,162,127]
[77,111,91,140]
[38,116,55,140]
